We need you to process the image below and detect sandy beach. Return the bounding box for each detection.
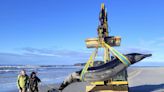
[128,67,164,92]
[10,67,164,92]
[47,67,164,92]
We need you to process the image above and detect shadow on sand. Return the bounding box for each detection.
[129,84,164,92]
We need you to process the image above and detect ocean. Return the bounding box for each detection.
[0,65,81,92]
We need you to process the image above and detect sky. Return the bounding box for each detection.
[0,0,164,65]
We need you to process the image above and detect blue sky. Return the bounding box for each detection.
[0,0,164,65]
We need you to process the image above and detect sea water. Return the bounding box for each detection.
[0,65,81,92]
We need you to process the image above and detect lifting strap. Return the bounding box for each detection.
[80,42,131,81]
[80,48,98,81]
[103,42,131,66]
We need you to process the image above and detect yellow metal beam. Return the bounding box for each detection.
[90,81,128,85]
[91,81,105,85]
[86,82,129,92]
[109,81,128,85]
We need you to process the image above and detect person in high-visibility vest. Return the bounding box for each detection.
[17,69,29,92]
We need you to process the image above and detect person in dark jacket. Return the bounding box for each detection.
[29,72,41,92]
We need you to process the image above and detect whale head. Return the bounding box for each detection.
[126,53,152,64]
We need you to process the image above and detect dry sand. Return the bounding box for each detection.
[62,67,164,92]
[128,67,164,92]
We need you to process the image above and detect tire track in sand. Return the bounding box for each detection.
[128,69,142,80]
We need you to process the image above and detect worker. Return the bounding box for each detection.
[29,72,41,92]
[17,69,29,92]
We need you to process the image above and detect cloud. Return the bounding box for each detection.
[21,46,154,62]
[0,52,75,65]
[157,43,164,46]
[0,48,94,65]
[159,37,164,40]
[0,40,163,65]
[21,47,92,58]
[117,47,152,54]
[138,37,164,48]
[135,37,164,62]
